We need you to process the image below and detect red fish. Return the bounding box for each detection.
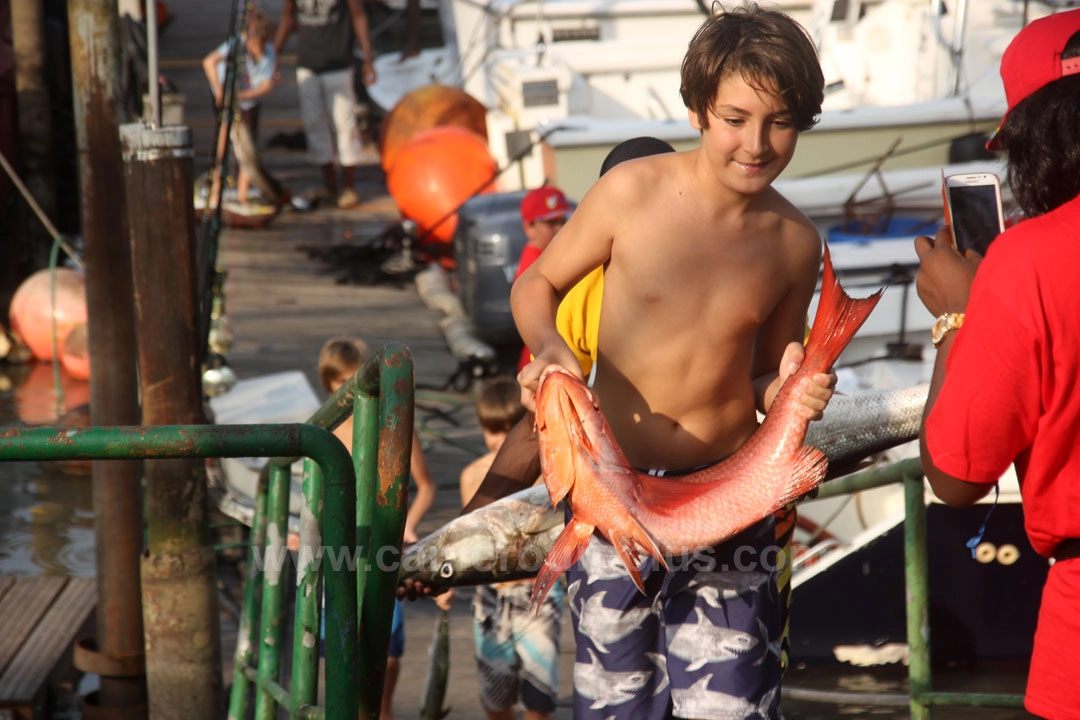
[531,244,883,609]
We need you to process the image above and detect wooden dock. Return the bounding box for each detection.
[0,576,96,720]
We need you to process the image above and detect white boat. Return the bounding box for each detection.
[368,0,1067,202]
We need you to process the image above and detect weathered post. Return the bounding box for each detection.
[65,1,147,717]
[120,121,223,719]
[10,0,56,272]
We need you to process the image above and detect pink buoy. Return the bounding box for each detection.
[60,323,91,381]
[8,268,88,362]
[15,362,91,425]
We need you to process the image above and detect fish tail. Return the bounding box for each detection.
[805,242,884,371]
[531,517,594,612]
[608,520,668,595]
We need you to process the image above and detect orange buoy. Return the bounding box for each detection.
[386,126,497,246]
[60,323,91,381]
[380,84,488,175]
[8,268,88,362]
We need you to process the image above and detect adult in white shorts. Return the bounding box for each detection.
[274,0,376,209]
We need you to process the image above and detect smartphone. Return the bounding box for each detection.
[943,172,1005,256]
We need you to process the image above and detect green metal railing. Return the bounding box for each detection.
[0,342,414,720]
[227,341,416,720]
[0,423,353,718]
[794,456,1026,717]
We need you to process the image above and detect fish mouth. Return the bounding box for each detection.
[538,366,596,423]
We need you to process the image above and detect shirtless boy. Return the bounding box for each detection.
[512,5,830,717]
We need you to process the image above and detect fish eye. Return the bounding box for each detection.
[438,562,454,579]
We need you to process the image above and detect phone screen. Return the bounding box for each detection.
[947,184,1002,256]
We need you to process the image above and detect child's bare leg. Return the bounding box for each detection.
[379,655,398,720]
[522,711,550,720]
[237,168,251,205]
[486,709,515,720]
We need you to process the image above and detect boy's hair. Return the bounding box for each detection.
[998,31,1080,218]
[476,376,526,434]
[679,2,824,132]
[250,12,276,46]
[317,336,370,393]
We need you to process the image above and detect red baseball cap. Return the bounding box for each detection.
[520,187,571,224]
[986,9,1080,151]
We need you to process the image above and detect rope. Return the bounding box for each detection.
[0,149,83,271]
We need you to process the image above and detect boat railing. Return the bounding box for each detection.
[796,456,1027,717]
[0,342,414,720]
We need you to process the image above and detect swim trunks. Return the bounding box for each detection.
[387,598,405,658]
[472,579,565,713]
[567,494,783,719]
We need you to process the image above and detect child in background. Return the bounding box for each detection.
[460,376,564,720]
[316,336,438,720]
[202,9,277,206]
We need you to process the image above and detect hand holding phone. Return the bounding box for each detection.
[942,172,1005,256]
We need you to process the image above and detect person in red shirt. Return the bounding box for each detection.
[514,186,572,372]
[915,9,1080,718]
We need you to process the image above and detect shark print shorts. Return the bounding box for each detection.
[566,514,783,720]
[472,579,566,713]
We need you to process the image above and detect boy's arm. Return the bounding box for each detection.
[202,49,224,105]
[460,413,540,514]
[752,232,834,418]
[345,0,376,85]
[402,429,435,543]
[272,0,296,61]
[511,174,621,408]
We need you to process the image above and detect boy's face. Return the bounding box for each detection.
[522,216,567,251]
[328,370,355,394]
[688,71,798,194]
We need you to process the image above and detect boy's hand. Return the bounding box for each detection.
[779,342,836,421]
[914,225,980,317]
[517,350,582,412]
[433,589,455,610]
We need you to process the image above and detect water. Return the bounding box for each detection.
[0,362,96,578]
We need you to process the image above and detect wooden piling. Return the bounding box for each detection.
[65,1,147,716]
[121,122,223,720]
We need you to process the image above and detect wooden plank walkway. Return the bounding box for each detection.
[0,576,96,719]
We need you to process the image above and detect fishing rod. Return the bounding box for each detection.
[196,0,254,373]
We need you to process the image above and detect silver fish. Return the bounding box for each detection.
[399,384,928,592]
[418,608,451,720]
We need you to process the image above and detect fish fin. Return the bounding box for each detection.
[805,242,884,371]
[531,518,594,612]
[608,525,667,595]
[779,445,828,506]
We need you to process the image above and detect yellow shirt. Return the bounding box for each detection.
[555,267,604,376]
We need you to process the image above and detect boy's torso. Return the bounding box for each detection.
[592,154,817,470]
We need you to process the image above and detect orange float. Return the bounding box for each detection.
[386,126,497,246]
[60,323,91,381]
[380,84,488,175]
[15,362,91,426]
[8,268,88,362]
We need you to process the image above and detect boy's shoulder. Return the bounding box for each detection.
[460,451,496,482]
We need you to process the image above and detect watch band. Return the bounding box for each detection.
[931,312,965,348]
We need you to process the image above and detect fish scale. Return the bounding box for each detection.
[530,243,883,610]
